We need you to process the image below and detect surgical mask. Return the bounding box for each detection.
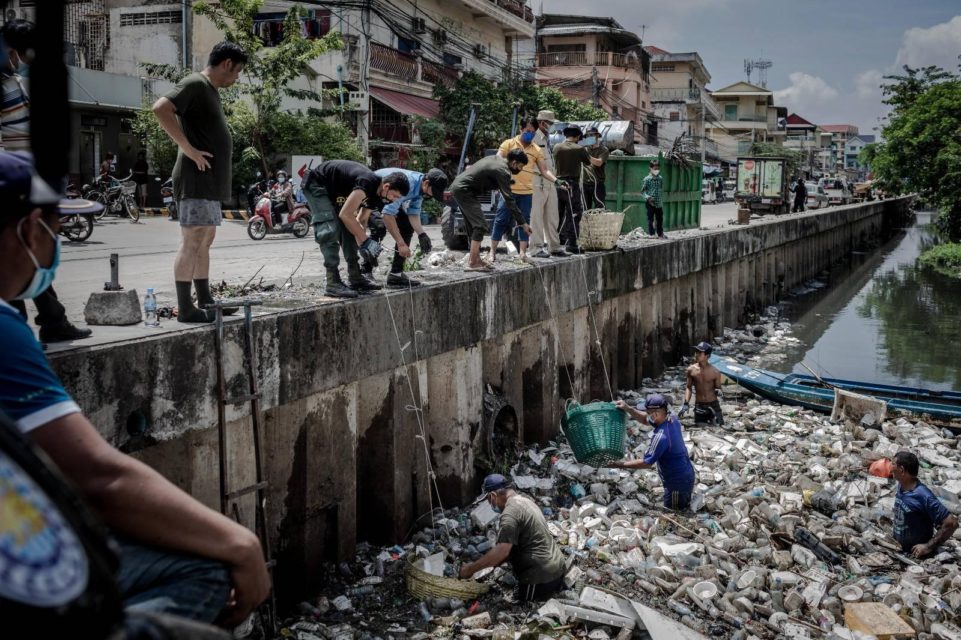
[520,131,535,144]
[583,136,597,146]
[651,169,660,176]
[16,62,28,78]
[278,176,286,184]
[490,500,502,514]
[509,164,522,175]
[14,217,60,301]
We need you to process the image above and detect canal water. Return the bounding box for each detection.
[770,211,961,392]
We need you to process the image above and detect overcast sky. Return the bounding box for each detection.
[539,0,961,136]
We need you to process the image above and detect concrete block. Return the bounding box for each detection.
[84,289,141,325]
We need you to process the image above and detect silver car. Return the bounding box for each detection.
[805,181,828,209]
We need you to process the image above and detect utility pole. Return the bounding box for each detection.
[591,66,600,109]
[358,0,371,161]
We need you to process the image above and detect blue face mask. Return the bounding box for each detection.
[489,496,502,514]
[14,218,60,301]
[17,62,28,78]
[583,136,598,146]
[520,131,535,144]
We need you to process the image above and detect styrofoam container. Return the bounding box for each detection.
[838,585,863,602]
[737,569,758,589]
[693,580,718,599]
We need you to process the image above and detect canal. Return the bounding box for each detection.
[771,210,961,392]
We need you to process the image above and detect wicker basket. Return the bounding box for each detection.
[579,209,625,251]
[562,400,626,466]
[405,556,490,600]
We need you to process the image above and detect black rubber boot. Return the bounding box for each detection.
[194,278,238,316]
[347,263,383,292]
[176,281,213,323]
[325,269,358,299]
[386,272,421,288]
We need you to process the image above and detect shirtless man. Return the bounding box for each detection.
[680,341,724,426]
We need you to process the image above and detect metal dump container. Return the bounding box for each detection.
[606,153,702,232]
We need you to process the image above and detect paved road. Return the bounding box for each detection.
[39,202,738,350]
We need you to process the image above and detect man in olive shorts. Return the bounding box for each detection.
[152,42,247,323]
[680,341,725,427]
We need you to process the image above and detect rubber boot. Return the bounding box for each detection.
[325,269,358,299]
[194,278,238,316]
[347,263,383,292]
[176,281,213,323]
[386,272,421,288]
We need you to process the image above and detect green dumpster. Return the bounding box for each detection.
[607,153,702,232]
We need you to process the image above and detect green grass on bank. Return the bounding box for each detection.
[919,243,961,278]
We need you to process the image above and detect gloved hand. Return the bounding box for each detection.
[679,403,689,417]
[418,232,432,254]
[359,237,383,265]
[555,179,569,189]
[716,388,723,401]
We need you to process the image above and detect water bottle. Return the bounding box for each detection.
[143,288,159,327]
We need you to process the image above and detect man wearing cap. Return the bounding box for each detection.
[459,474,566,602]
[609,394,696,510]
[373,167,447,287]
[553,125,603,253]
[640,159,666,239]
[681,342,724,427]
[529,110,566,258]
[582,125,610,209]
[891,451,958,558]
[0,152,270,625]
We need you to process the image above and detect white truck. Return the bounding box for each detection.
[818,177,853,206]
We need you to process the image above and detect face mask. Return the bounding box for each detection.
[489,498,502,514]
[278,177,286,184]
[520,131,535,144]
[16,62,28,78]
[14,218,60,301]
[583,136,597,146]
[509,164,522,175]
[651,169,660,176]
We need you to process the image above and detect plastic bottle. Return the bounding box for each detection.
[143,288,159,327]
[346,585,374,596]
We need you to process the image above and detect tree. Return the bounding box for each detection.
[749,141,803,179]
[857,143,878,173]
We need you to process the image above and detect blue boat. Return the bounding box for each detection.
[710,355,961,422]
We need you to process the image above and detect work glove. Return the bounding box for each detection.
[359,237,383,265]
[716,388,723,401]
[555,179,569,189]
[418,232,432,254]
[679,403,689,417]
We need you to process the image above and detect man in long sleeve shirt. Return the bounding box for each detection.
[640,159,666,239]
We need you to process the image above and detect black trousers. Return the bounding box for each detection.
[557,181,584,248]
[793,196,806,212]
[10,286,67,329]
[646,202,664,237]
[390,213,414,274]
[584,181,606,209]
[516,575,565,603]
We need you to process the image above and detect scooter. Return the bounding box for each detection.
[157,176,177,220]
[246,188,311,240]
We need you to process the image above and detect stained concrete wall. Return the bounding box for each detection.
[48,198,910,602]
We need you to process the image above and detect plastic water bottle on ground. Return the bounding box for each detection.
[143,288,159,327]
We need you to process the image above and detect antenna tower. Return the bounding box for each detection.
[744,58,773,88]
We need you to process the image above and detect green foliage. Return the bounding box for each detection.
[407,117,447,173]
[857,142,878,171]
[919,243,961,278]
[749,141,802,178]
[871,67,961,240]
[435,71,607,157]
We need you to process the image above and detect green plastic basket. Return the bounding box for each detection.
[561,400,626,467]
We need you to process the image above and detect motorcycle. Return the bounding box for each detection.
[86,172,140,222]
[246,186,311,240]
[157,176,176,220]
[58,197,95,242]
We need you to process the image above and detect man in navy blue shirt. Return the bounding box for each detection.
[373,167,447,288]
[607,394,696,510]
[0,152,269,626]
[892,451,958,557]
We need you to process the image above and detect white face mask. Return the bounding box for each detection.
[651,169,660,176]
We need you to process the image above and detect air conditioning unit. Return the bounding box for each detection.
[433,29,447,45]
[347,91,369,113]
[473,44,485,59]
[412,17,426,34]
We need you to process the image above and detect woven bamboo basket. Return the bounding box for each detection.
[405,556,490,600]
[579,209,625,251]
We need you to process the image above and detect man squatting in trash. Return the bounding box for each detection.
[301,160,409,298]
[891,451,959,558]
[680,341,724,427]
[608,394,696,511]
[459,474,566,602]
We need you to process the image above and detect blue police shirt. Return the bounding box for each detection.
[893,481,950,552]
[642,414,695,489]
[0,299,80,433]
[375,168,424,218]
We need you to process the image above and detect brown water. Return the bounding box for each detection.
[771,211,961,392]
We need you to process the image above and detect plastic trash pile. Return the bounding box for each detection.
[277,312,961,640]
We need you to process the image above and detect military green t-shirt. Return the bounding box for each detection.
[553,140,592,179]
[584,145,610,183]
[496,494,565,585]
[165,72,232,201]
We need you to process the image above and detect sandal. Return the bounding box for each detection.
[464,264,494,272]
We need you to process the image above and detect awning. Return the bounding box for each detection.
[370,87,439,119]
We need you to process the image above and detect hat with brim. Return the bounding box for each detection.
[694,341,713,354]
[563,125,583,138]
[536,110,556,123]
[58,197,104,217]
[473,473,511,503]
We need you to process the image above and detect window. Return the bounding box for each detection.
[442,52,462,66]
[397,36,418,54]
[253,10,330,47]
[547,44,586,52]
[120,10,182,26]
[724,104,737,121]
[670,111,680,121]
[651,63,675,73]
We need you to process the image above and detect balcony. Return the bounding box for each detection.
[650,87,720,120]
[347,42,460,96]
[459,0,535,36]
[536,51,642,71]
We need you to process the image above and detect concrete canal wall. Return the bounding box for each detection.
[48,197,911,601]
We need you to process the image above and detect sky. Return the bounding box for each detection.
[539,0,961,136]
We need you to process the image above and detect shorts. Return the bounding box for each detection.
[451,186,487,243]
[694,400,724,426]
[516,575,565,603]
[663,488,693,511]
[178,199,222,227]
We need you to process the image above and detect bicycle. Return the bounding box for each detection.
[85,172,140,222]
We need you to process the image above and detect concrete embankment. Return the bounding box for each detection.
[48,197,911,602]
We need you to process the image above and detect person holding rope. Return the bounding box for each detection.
[582,125,610,209]
[449,150,531,272]
[680,341,725,428]
[489,117,563,263]
[459,474,566,603]
[607,394,696,511]
[553,125,602,254]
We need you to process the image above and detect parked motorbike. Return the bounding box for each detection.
[156,176,177,220]
[58,204,95,242]
[246,187,311,240]
[86,172,140,222]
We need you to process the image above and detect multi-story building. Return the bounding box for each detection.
[644,45,720,162]
[192,0,535,165]
[819,124,859,174]
[782,113,832,178]
[705,81,785,163]
[845,134,875,179]
[534,14,652,145]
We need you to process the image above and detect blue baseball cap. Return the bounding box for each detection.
[0,151,103,217]
[644,393,669,410]
[694,341,713,354]
[475,473,511,503]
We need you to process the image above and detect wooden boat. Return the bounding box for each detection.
[710,355,961,421]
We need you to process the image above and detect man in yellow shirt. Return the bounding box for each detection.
[489,117,562,262]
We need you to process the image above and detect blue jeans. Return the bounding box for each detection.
[491,193,533,242]
[116,538,231,624]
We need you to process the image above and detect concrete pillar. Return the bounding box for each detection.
[520,323,559,444]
